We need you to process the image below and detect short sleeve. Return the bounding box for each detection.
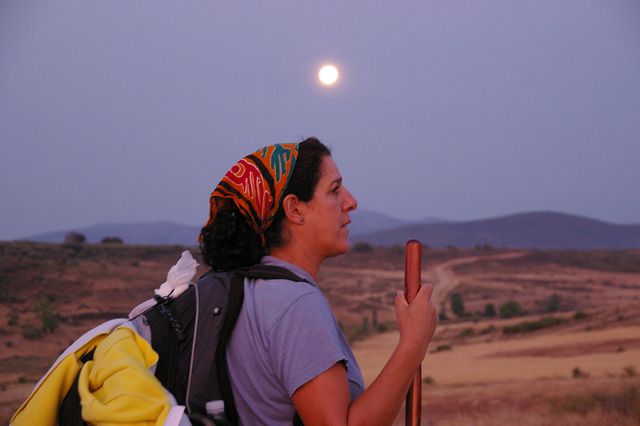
[267,291,347,396]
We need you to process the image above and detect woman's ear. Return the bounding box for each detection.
[281,194,305,225]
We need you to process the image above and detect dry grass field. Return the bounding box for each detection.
[1,241,639,425]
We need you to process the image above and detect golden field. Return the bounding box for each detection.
[1,242,639,425]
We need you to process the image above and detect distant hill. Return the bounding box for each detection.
[24,211,640,249]
[24,209,423,246]
[352,211,640,249]
[26,221,202,246]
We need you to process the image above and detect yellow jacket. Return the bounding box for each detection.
[11,320,188,426]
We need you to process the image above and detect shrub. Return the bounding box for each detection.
[64,231,86,244]
[484,303,496,317]
[423,376,435,385]
[573,310,588,320]
[35,297,60,334]
[572,367,589,378]
[544,294,562,313]
[433,345,452,352]
[499,300,524,318]
[458,327,475,337]
[438,302,447,321]
[352,242,374,253]
[451,292,465,318]
[21,324,42,340]
[101,236,123,244]
[8,312,19,326]
[503,316,566,335]
[622,365,636,377]
[480,325,495,335]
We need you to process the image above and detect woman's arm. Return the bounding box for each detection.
[292,284,437,426]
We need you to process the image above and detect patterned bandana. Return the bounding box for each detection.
[200,143,300,242]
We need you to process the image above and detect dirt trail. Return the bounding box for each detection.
[429,251,525,307]
[353,251,526,386]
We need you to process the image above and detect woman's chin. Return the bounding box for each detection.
[324,241,351,259]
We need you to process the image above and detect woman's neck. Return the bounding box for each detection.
[268,245,322,282]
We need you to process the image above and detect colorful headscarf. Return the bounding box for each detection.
[199,143,300,242]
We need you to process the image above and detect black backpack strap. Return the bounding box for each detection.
[58,347,96,426]
[237,264,306,283]
[214,272,245,426]
[215,265,306,425]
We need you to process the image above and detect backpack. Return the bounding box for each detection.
[12,252,306,426]
[137,263,306,425]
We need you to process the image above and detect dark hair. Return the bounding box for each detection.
[199,138,331,271]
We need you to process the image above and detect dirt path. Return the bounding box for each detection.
[430,251,525,307]
[353,251,526,385]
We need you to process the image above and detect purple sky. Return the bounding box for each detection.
[1,1,639,241]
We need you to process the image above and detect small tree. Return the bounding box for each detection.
[484,303,496,317]
[35,297,59,334]
[545,294,562,313]
[64,231,86,244]
[451,292,465,318]
[352,242,374,253]
[439,301,448,321]
[499,300,524,318]
[101,236,123,244]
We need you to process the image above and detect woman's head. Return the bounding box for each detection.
[263,139,331,250]
[199,138,331,271]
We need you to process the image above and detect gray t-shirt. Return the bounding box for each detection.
[227,256,365,426]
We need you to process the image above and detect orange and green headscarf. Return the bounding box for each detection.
[200,143,299,242]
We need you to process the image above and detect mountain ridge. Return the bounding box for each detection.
[353,211,640,249]
[21,210,640,249]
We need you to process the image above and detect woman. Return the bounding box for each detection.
[199,138,437,426]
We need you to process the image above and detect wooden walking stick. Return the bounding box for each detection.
[404,240,422,426]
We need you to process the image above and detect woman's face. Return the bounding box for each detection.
[301,156,358,259]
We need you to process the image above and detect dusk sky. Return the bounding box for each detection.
[1,1,639,242]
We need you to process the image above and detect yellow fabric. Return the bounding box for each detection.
[11,333,109,426]
[78,327,171,426]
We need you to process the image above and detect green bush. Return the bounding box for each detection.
[352,242,374,253]
[484,303,496,317]
[64,231,86,244]
[21,324,42,340]
[438,302,447,321]
[499,300,524,318]
[8,312,19,326]
[433,344,452,352]
[458,327,475,337]
[101,236,123,244]
[503,316,566,335]
[451,292,465,318]
[35,297,60,334]
[573,310,588,320]
[544,294,562,313]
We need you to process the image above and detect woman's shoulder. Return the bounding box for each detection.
[249,272,321,310]
[245,258,331,327]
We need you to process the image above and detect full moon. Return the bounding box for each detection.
[319,65,338,84]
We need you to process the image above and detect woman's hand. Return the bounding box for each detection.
[395,284,437,361]
[292,285,438,426]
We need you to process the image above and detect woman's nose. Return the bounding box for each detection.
[343,188,357,212]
